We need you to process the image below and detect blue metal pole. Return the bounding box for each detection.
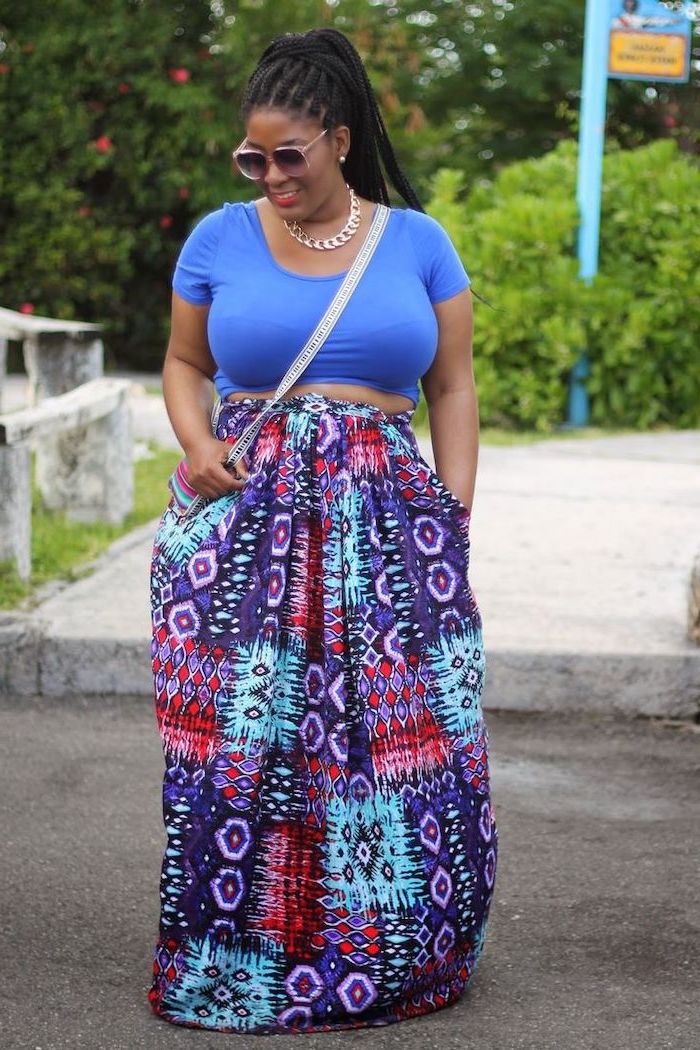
[567,0,610,428]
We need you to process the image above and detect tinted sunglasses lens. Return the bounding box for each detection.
[274,148,307,176]
[236,151,266,179]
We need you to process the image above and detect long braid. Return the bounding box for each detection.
[241,29,421,210]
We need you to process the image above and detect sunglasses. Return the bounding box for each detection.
[232,128,329,181]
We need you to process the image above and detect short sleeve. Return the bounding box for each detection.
[171,208,224,305]
[405,210,470,304]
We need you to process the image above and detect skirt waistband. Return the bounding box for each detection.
[218,392,416,424]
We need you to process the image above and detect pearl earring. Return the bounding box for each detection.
[339,155,346,164]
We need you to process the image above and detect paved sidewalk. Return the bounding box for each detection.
[2,375,699,715]
[1,702,698,1050]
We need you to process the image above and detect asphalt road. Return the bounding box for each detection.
[2,699,698,1050]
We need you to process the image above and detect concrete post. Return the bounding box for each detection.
[34,386,133,524]
[0,443,32,580]
[23,331,103,404]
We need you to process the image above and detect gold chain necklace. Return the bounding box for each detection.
[284,186,361,251]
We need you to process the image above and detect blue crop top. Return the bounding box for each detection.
[171,200,470,408]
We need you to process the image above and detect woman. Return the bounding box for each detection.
[148,27,497,1034]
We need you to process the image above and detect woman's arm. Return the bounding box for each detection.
[162,291,249,499]
[420,287,479,514]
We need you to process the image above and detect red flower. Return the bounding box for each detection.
[169,67,190,84]
[663,115,677,129]
[0,64,9,75]
[19,302,35,315]
[94,135,113,153]
[160,215,174,229]
[177,186,190,199]
[117,81,130,95]
[77,206,91,218]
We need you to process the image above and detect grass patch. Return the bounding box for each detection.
[413,418,664,446]
[0,443,181,610]
[477,424,644,446]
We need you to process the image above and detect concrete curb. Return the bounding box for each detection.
[2,518,699,716]
[483,647,700,720]
[6,618,699,718]
[0,612,43,695]
[38,635,153,698]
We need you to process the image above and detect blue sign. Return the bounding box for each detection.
[608,0,692,82]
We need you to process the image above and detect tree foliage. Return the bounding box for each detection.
[0,0,697,372]
[0,0,251,365]
[427,138,700,430]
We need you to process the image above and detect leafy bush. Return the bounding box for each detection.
[0,2,248,370]
[427,138,700,431]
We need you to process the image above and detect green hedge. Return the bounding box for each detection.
[426,138,700,431]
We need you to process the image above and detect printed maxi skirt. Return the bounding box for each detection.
[148,392,498,1034]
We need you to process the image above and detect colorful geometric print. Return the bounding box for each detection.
[148,393,498,1034]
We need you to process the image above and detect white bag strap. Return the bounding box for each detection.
[222,201,390,467]
[182,202,390,519]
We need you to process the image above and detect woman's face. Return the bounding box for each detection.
[241,107,349,221]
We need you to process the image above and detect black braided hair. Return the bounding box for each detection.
[241,28,493,307]
[241,27,422,210]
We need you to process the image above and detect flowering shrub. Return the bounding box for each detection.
[0,1,246,369]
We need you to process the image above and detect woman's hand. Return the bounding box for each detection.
[183,436,251,501]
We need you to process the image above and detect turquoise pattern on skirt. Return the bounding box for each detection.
[148,393,498,1034]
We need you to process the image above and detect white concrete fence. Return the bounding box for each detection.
[0,308,133,580]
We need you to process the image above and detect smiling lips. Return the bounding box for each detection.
[270,190,300,207]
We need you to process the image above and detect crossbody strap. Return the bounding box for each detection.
[181,202,390,520]
[221,201,390,467]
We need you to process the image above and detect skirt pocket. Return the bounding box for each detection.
[385,423,472,542]
[416,455,472,552]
